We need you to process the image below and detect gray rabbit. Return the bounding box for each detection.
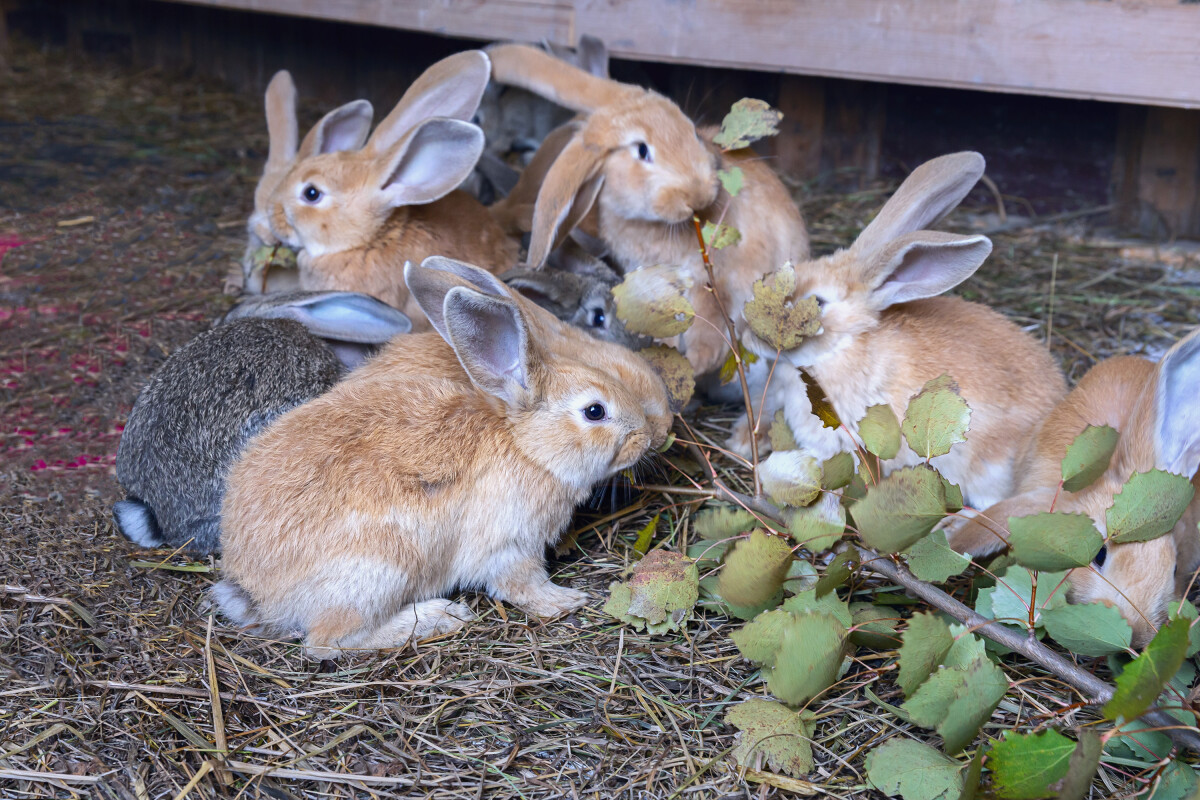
[113,291,411,554]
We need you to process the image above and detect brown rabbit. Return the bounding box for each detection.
[266,52,520,329]
[486,43,810,378]
[944,327,1200,645]
[214,257,673,658]
[741,152,1066,519]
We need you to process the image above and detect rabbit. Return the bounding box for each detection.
[265,50,521,330]
[738,152,1067,518]
[242,71,374,295]
[213,256,673,658]
[486,43,811,380]
[943,327,1200,645]
[113,291,412,555]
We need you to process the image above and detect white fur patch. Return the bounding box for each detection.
[112,500,164,548]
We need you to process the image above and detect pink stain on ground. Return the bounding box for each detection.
[0,235,30,265]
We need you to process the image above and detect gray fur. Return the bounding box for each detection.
[115,318,343,554]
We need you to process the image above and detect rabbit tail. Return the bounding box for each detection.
[112,499,165,548]
[212,579,260,628]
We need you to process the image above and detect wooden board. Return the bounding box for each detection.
[157,0,1200,109]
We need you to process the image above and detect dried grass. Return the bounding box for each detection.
[2,38,1199,798]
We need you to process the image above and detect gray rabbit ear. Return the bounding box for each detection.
[853,152,985,261]
[502,270,580,309]
[1156,327,1200,477]
[863,231,992,310]
[405,257,512,339]
[224,290,411,343]
[576,35,609,78]
[442,287,534,405]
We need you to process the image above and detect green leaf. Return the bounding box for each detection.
[761,450,823,507]
[814,549,857,598]
[603,549,698,633]
[637,344,694,413]
[859,404,901,460]
[849,602,901,650]
[960,748,984,800]
[1008,512,1104,571]
[905,529,971,582]
[822,451,855,491]
[612,264,695,337]
[719,530,794,608]
[717,166,745,197]
[743,264,822,351]
[852,466,947,553]
[897,612,954,697]
[1061,425,1119,492]
[864,738,964,800]
[782,588,853,628]
[1041,601,1133,657]
[1048,731,1102,800]
[694,506,757,540]
[701,220,742,250]
[763,611,846,705]
[942,625,988,670]
[902,656,1008,754]
[712,98,783,150]
[732,608,793,667]
[902,375,972,459]
[633,514,659,556]
[769,408,797,451]
[1103,617,1190,722]
[250,243,298,274]
[975,565,1070,630]
[719,340,758,384]
[1148,759,1199,800]
[786,497,847,552]
[1170,599,1200,658]
[1106,469,1196,544]
[942,477,964,513]
[986,728,1075,799]
[726,699,815,777]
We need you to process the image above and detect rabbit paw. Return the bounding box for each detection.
[727,416,770,461]
[516,583,590,618]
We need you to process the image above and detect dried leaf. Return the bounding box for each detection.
[612,264,695,337]
[712,98,783,150]
[701,220,741,250]
[1106,469,1196,544]
[1061,425,1119,492]
[859,404,901,460]
[726,699,816,777]
[719,529,794,608]
[1008,512,1103,571]
[719,340,759,384]
[852,466,947,553]
[801,369,841,429]
[638,344,694,412]
[902,375,972,459]
[633,514,659,556]
[603,549,698,634]
[743,264,822,351]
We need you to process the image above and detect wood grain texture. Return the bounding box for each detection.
[160,0,1200,108]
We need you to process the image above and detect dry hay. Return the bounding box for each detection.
[2,38,1199,798]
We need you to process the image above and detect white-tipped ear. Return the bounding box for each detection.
[367,50,491,154]
[866,231,993,309]
[297,100,374,158]
[378,118,484,207]
[1156,328,1200,476]
[224,290,411,342]
[263,70,299,168]
[854,152,985,260]
[404,257,511,339]
[442,287,532,404]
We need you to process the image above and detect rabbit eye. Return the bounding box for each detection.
[635,142,652,163]
[1093,545,1107,568]
[302,185,323,204]
[589,308,607,328]
[583,403,607,422]
[812,295,827,309]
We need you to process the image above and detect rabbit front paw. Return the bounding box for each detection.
[516,583,590,618]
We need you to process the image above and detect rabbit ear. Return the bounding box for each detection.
[224,290,412,342]
[375,118,484,207]
[405,257,511,339]
[490,120,584,236]
[263,70,299,169]
[527,131,606,269]
[546,237,620,284]
[1155,328,1200,476]
[502,270,580,308]
[576,35,610,78]
[296,100,374,159]
[475,151,521,198]
[487,43,634,113]
[366,50,491,154]
[853,152,985,260]
[862,230,993,309]
[442,286,534,404]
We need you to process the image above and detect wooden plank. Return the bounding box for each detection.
[1113,107,1200,239]
[771,75,824,183]
[158,0,1200,109]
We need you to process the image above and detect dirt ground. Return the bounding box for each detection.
[2,38,1199,799]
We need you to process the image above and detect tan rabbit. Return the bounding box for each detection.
[945,327,1200,645]
[266,52,520,329]
[242,71,376,294]
[214,257,673,658]
[486,44,810,378]
[740,152,1066,517]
